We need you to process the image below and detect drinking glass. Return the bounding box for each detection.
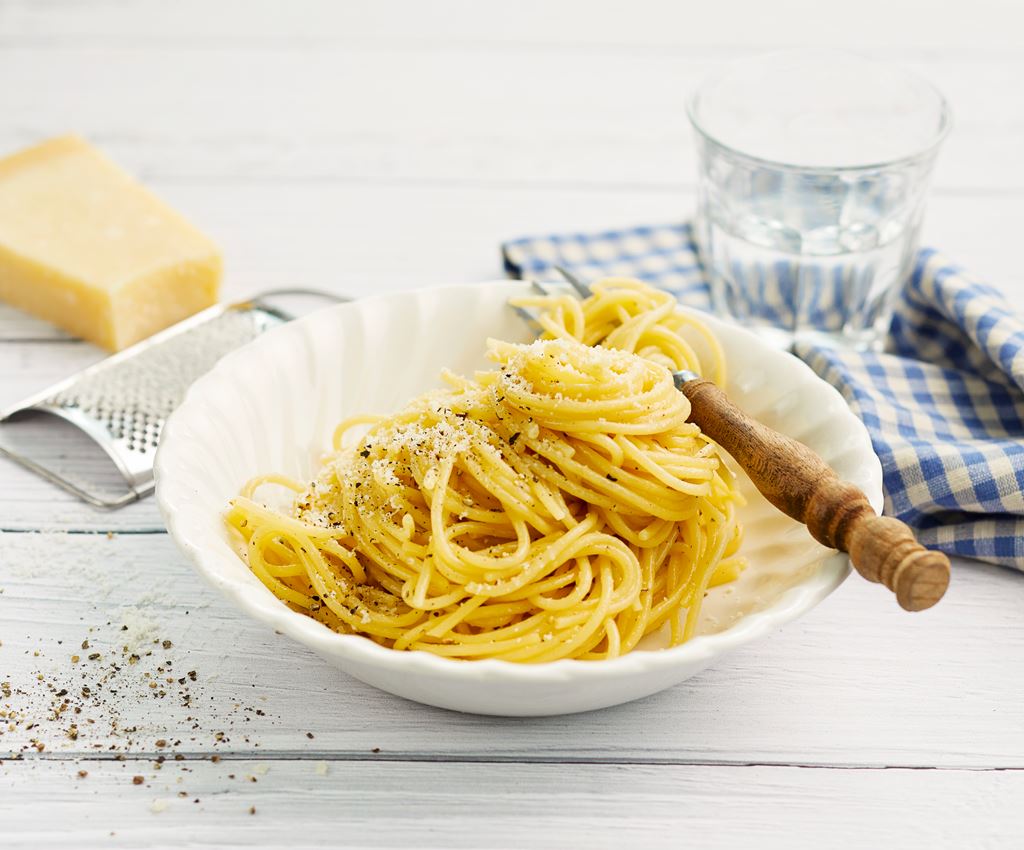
[688,50,950,350]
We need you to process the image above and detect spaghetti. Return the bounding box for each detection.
[227,278,744,662]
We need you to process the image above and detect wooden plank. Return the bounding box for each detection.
[0,0,1018,841]
[0,181,692,342]
[1,532,1022,768]
[0,181,1021,529]
[1,758,1022,849]
[5,0,1024,53]
[0,46,1019,193]
[0,182,1019,346]
[1,339,106,396]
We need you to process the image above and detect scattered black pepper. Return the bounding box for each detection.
[6,616,277,777]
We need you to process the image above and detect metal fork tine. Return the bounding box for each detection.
[513,302,544,333]
[516,273,589,334]
[553,265,592,299]
[511,280,546,331]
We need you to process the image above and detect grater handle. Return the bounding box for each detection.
[0,288,349,511]
[0,441,145,509]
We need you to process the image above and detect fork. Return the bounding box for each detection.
[520,268,950,612]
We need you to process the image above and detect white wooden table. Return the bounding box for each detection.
[2,2,1023,846]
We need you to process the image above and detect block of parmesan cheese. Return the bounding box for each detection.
[0,135,221,351]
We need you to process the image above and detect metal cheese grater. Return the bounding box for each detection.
[0,290,345,509]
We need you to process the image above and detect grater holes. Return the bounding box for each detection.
[110,412,125,438]
[146,420,162,450]
[116,409,148,453]
[38,309,276,460]
[123,412,165,455]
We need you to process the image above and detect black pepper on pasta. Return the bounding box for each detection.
[227,279,745,662]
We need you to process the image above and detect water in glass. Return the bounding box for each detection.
[689,50,949,349]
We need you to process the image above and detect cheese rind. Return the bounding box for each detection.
[0,135,221,351]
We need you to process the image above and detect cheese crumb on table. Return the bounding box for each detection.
[0,135,221,351]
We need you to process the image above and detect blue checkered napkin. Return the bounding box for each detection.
[502,224,1024,569]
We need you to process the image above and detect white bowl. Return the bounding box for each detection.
[155,282,882,716]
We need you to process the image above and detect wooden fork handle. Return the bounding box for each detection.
[678,377,950,611]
